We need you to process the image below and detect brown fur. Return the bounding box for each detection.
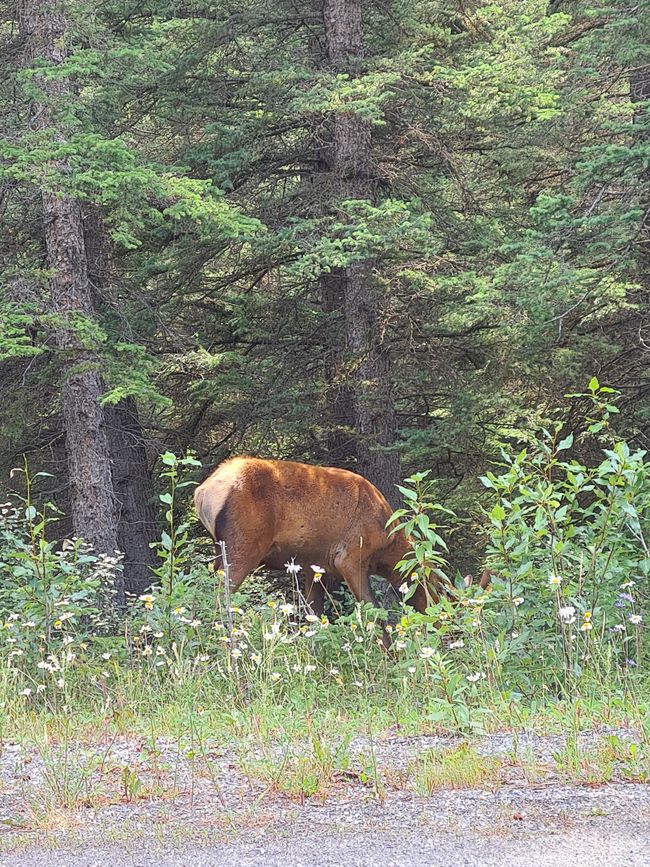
[194,456,439,617]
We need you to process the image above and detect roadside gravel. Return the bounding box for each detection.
[1,730,648,865]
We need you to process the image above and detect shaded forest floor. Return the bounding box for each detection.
[1,728,649,865]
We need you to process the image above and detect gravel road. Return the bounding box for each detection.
[1,731,649,866]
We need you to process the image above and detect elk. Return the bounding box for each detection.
[194,456,444,616]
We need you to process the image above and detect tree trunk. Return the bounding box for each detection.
[84,210,159,597]
[322,0,401,506]
[20,0,122,602]
[104,399,158,596]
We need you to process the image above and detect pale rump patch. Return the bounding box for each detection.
[194,457,247,540]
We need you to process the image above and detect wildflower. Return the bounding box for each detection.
[320,616,329,628]
[154,631,164,639]
[630,614,642,626]
[173,606,187,616]
[399,582,409,594]
[53,619,62,629]
[448,640,465,649]
[466,673,481,682]
[267,600,278,610]
[311,565,325,579]
[190,619,201,628]
[625,658,637,667]
[198,654,209,662]
[548,575,562,587]
[513,597,524,607]
[139,594,155,610]
[271,672,281,682]
[279,603,296,616]
[420,646,435,660]
[24,621,35,628]
[354,680,363,688]
[284,560,302,576]
[36,684,45,694]
[142,646,153,656]
[56,679,64,689]
[580,622,593,632]
[395,640,407,650]
[101,652,112,660]
[583,611,592,621]
[63,636,74,646]
[20,687,32,696]
[620,581,635,589]
[306,614,319,623]
[231,648,242,659]
[304,664,316,674]
[611,624,626,633]
[618,592,634,604]
[329,668,339,676]
[251,653,262,664]
[355,635,363,643]
[558,606,576,625]
[408,666,416,674]
[305,629,317,637]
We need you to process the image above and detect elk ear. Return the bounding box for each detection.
[479,569,492,590]
[463,574,473,588]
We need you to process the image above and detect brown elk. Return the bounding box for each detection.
[195,457,430,614]
[194,456,491,619]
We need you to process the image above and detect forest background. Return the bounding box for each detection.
[0,0,648,596]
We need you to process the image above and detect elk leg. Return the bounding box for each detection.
[215,534,271,593]
[335,553,378,607]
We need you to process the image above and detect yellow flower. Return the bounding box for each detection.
[580,622,593,632]
[583,611,592,621]
[54,619,62,629]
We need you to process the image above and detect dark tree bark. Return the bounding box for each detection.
[20,0,123,602]
[322,0,401,505]
[83,211,159,596]
[104,399,158,596]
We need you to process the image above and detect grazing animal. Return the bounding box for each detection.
[194,456,442,616]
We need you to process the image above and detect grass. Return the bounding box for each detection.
[412,743,503,794]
